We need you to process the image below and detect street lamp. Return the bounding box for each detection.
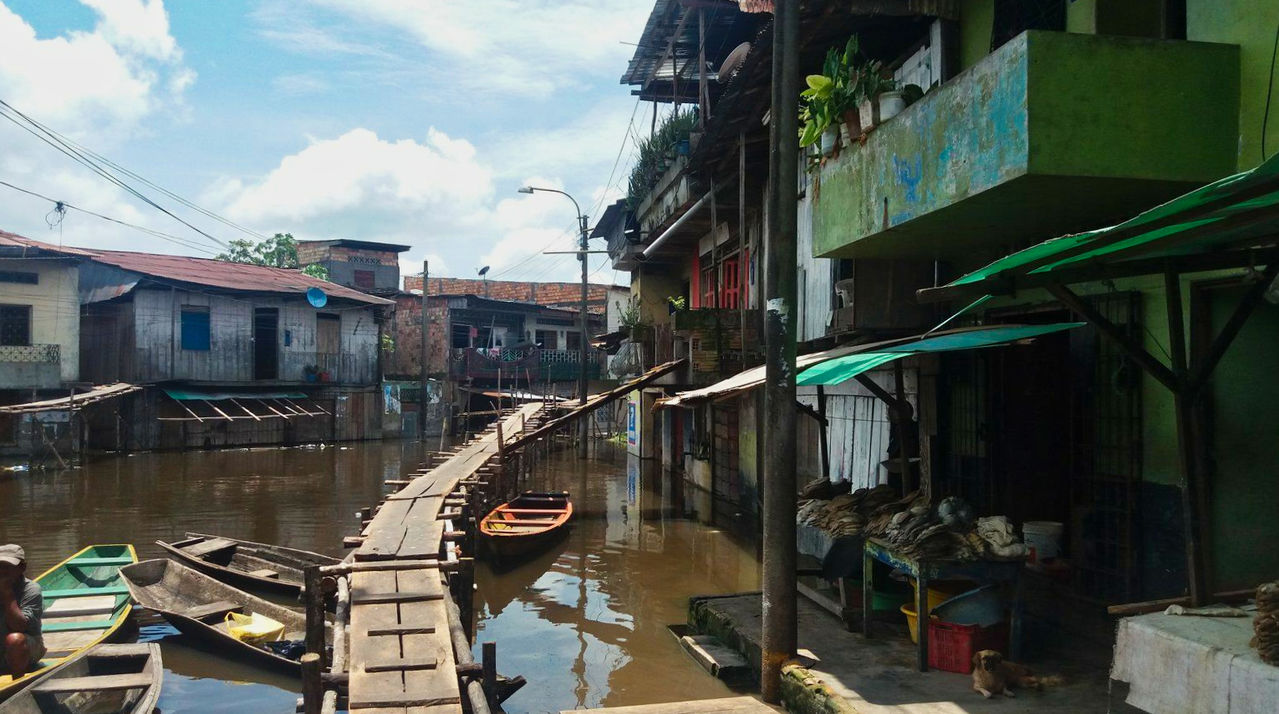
[518,185,591,458]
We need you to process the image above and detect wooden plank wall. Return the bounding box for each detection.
[797,160,835,343]
[122,288,380,384]
[797,368,917,489]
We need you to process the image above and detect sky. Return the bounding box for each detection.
[0,0,652,285]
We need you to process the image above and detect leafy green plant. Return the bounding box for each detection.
[667,295,687,311]
[616,296,647,330]
[799,36,860,147]
[627,108,699,210]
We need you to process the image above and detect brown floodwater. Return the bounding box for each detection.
[0,439,761,713]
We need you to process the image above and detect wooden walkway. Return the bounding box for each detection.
[343,404,543,713]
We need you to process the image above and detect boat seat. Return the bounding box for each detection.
[181,538,237,558]
[42,619,117,633]
[67,557,135,567]
[185,600,243,622]
[43,585,129,599]
[33,672,152,694]
[247,569,280,579]
[45,595,117,618]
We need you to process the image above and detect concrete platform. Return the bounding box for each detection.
[692,593,1137,714]
[561,695,778,713]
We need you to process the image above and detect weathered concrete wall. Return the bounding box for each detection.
[0,259,79,386]
[812,31,1239,259]
[1188,0,1279,170]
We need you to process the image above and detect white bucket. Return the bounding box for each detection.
[1023,521,1064,563]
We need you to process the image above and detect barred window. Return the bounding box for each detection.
[0,305,31,346]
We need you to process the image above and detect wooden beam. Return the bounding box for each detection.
[1188,262,1279,396]
[1166,269,1208,606]
[229,398,262,422]
[853,374,903,410]
[1046,283,1180,392]
[202,399,235,421]
[257,398,291,419]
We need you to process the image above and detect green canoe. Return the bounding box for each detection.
[0,544,137,703]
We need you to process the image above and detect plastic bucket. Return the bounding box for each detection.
[901,603,922,643]
[1023,521,1064,563]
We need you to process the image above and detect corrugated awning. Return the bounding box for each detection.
[919,152,1279,304]
[0,383,141,414]
[160,389,329,421]
[796,323,1084,386]
[660,323,1084,406]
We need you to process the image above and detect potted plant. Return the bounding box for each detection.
[800,37,859,156]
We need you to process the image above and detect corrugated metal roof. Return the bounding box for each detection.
[84,249,393,305]
[0,230,92,256]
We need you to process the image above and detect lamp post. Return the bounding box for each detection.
[518,186,591,458]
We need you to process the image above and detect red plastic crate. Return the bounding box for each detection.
[927,619,1010,674]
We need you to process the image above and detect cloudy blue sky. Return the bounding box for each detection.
[0,0,652,284]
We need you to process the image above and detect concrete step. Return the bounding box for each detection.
[678,634,752,684]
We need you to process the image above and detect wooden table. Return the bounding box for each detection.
[862,537,1025,671]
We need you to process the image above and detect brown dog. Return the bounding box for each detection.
[970,650,1044,698]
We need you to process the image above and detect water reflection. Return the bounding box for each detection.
[0,440,423,711]
[472,446,761,712]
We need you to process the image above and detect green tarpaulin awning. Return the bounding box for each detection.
[921,151,1279,303]
[796,323,1084,386]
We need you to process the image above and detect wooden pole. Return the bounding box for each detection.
[762,0,799,702]
[304,566,326,665]
[443,582,492,714]
[421,260,430,438]
[816,386,830,482]
[320,576,349,714]
[300,653,322,714]
[482,641,497,704]
[893,360,913,494]
[1165,270,1208,605]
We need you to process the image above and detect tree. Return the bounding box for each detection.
[216,232,328,280]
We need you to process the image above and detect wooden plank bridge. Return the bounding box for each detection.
[328,403,544,713]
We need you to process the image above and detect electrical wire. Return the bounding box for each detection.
[0,98,231,251]
[1264,21,1279,160]
[0,179,218,255]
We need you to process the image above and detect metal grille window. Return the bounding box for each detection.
[0,305,31,346]
[535,329,559,350]
[180,307,210,351]
[992,0,1066,51]
[566,331,582,351]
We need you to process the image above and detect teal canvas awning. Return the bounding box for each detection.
[163,389,307,401]
[796,323,1084,386]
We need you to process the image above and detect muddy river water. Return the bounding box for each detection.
[0,440,761,712]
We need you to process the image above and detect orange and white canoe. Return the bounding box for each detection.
[479,491,573,561]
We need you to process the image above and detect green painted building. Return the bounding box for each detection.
[808,0,1279,604]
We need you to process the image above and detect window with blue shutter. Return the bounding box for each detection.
[181,307,210,350]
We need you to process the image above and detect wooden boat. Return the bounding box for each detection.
[0,643,161,714]
[0,545,137,703]
[119,559,326,675]
[479,491,573,561]
[155,532,339,597]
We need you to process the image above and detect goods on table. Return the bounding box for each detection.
[1252,581,1279,665]
[797,485,1027,562]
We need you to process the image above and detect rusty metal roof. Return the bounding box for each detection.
[0,230,92,256]
[84,249,393,305]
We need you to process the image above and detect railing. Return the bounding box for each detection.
[0,344,59,364]
[449,348,604,382]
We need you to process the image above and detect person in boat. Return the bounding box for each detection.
[0,544,44,678]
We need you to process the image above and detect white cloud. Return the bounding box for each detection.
[265,0,649,98]
[0,1,205,256]
[0,0,190,139]
[272,73,331,96]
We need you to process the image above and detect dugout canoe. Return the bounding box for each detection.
[120,559,326,675]
[0,545,136,704]
[0,642,161,714]
[155,533,339,597]
[479,491,573,562]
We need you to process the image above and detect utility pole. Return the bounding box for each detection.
[761,0,799,703]
[420,260,429,439]
[577,213,590,459]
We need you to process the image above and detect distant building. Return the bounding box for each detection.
[298,239,410,296]
[0,232,83,392]
[77,249,393,450]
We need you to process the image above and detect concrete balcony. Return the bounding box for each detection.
[0,344,62,389]
[812,30,1240,260]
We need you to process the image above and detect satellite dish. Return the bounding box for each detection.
[307,286,328,308]
[478,266,491,277]
[718,42,751,83]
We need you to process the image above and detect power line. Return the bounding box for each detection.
[0,98,232,251]
[0,179,218,255]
